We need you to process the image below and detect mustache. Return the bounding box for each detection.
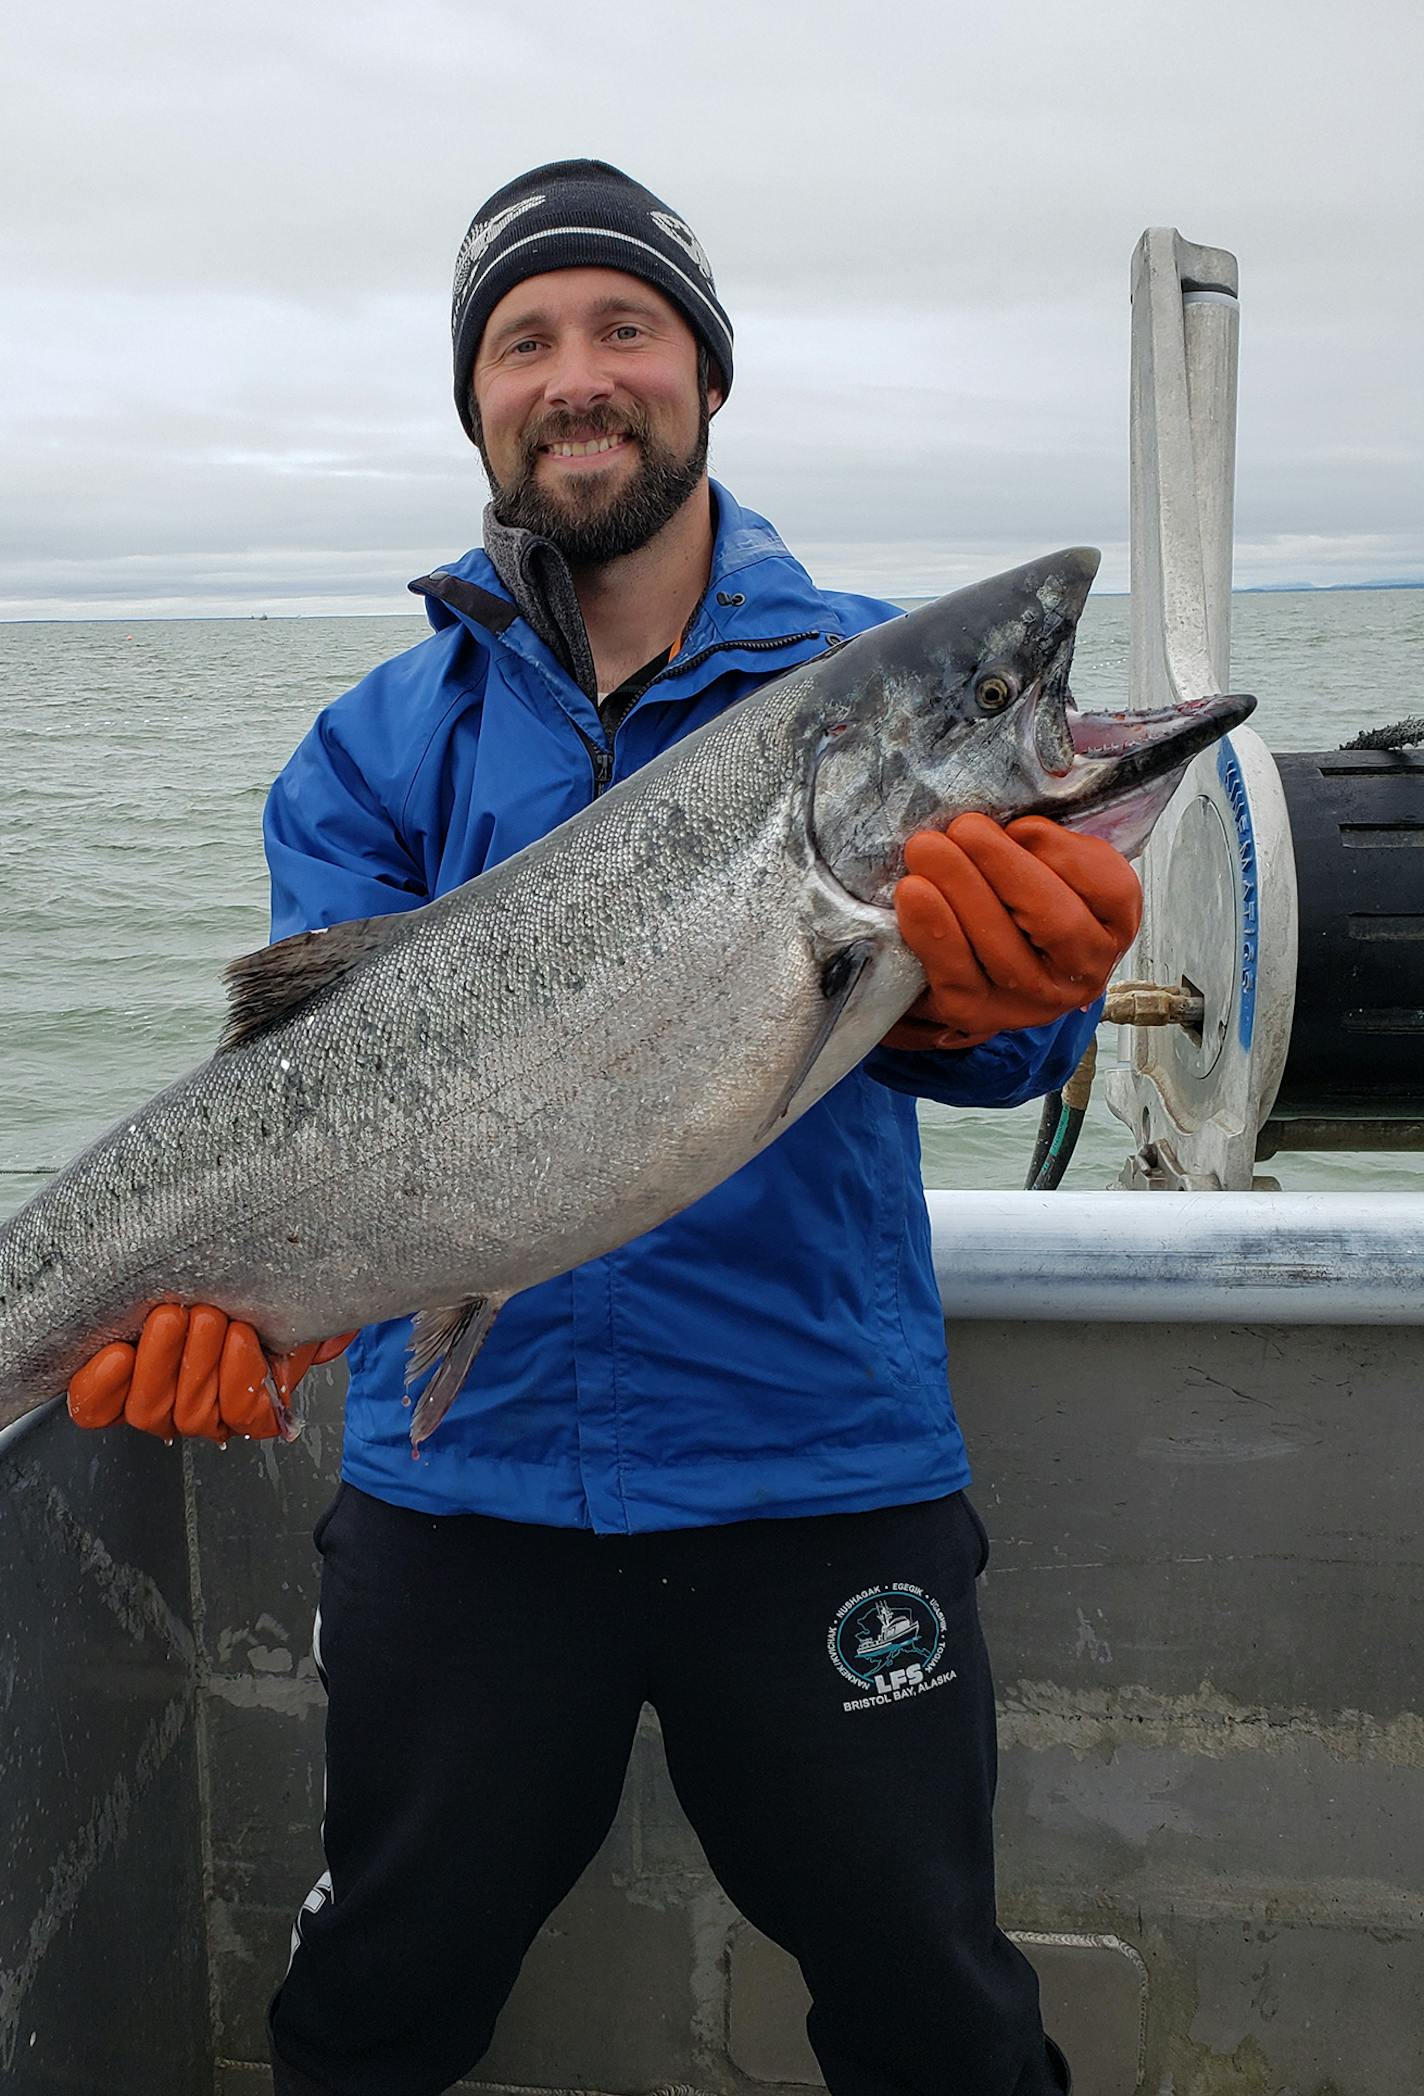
[520,403,650,458]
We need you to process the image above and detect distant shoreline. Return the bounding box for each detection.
[1239,578,1424,593]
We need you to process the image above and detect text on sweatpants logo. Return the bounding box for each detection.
[827,1583,954,1709]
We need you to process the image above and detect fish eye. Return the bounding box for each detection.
[975,672,1017,713]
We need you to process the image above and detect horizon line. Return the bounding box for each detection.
[3,578,1421,625]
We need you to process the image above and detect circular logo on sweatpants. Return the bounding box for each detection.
[827,1584,951,1708]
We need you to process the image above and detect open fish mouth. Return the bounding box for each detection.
[1020,686,1257,856]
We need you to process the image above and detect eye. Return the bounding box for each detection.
[610,324,643,341]
[975,672,1017,713]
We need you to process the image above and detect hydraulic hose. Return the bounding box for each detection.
[1026,1038,1098,1191]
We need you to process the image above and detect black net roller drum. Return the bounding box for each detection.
[1261,749,1424,1151]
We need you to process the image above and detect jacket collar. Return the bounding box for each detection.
[412,482,837,690]
[481,505,598,698]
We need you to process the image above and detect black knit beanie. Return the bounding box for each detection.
[451,159,733,443]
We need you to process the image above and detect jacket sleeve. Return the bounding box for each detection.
[264,699,429,941]
[864,1000,1102,1108]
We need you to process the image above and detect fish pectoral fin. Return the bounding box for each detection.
[406,1293,505,1448]
[755,938,876,1141]
[220,912,409,1049]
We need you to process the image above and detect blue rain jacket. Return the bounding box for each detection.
[264,484,1098,1532]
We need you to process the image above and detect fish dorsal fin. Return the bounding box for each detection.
[220,913,408,1049]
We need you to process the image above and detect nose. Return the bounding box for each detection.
[543,336,615,413]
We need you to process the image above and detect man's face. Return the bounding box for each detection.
[470,267,723,565]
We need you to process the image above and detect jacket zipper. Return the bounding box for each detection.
[578,629,826,798]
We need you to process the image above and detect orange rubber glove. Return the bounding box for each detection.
[67,1303,356,1443]
[883,812,1142,1052]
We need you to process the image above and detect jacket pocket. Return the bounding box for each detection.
[312,1481,347,1555]
[962,1492,991,1577]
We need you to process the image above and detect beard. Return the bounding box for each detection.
[475,383,711,567]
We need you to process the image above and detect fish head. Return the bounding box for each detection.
[809,547,1255,905]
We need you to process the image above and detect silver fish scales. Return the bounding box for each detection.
[0,550,1252,1443]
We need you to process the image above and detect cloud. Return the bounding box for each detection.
[2,0,1421,615]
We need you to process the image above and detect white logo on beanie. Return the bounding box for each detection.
[453,194,547,311]
[650,210,714,284]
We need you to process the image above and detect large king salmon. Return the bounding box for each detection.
[0,549,1253,1442]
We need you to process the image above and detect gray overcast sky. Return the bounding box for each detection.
[3,0,1421,617]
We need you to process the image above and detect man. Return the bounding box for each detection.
[70,162,1139,2094]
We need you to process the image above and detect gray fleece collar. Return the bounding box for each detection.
[482,507,598,701]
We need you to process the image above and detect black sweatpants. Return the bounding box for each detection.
[269,1485,1070,2096]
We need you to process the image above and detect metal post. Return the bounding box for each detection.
[1127,233,1237,723]
[1108,231,1297,1190]
[1182,277,1240,692]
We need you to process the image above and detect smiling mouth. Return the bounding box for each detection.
[539,434,631,460]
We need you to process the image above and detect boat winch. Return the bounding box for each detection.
[1091,229,1424,1190]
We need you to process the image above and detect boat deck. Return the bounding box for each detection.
[6,1303,1422,2095]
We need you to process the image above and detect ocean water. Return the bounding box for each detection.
[2,587,1422,1228]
